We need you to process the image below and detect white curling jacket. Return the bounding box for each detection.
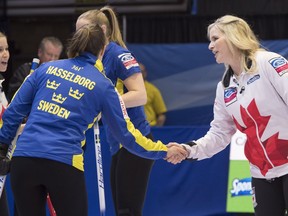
[0,77,8,116]
[187,50,288,179]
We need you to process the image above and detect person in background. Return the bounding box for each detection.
[168,15,288,216]
[140,63,167,126]
[7,36,63,101]
[0,23,187,216]
[0,31,11,216]
[76,6,158,216]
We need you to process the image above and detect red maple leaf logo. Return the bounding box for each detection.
[233,99,288,176]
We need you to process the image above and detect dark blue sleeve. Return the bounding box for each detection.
[101,84,167,160]
[0,71,38,145]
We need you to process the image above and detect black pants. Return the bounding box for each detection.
[110,133,155,216]
[252,174,288,216]
[0,187,10,216]
[10,157,87,216]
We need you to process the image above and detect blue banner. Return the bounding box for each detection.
[128,40,288,126]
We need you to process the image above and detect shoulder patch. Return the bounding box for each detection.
[269,56,288,76]
[118,53,139,70]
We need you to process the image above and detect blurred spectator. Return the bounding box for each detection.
[140,63,167,126]
[7,36,63,101]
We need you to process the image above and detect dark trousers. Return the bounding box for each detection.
[252,174,288,216]
[10,157,87,216]
[0,187,10,216]
[110,133,155,216]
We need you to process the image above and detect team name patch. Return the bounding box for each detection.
[118,53,139,70]
[224,87,237,106]
[269,56,288,76]
[247,74,260,85]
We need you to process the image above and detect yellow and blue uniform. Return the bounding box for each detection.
[102,42,150,154]
[0,52,167,171]
[102,42,156,216]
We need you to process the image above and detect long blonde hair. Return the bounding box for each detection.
[208,15,262,79]
[77,6,126,48]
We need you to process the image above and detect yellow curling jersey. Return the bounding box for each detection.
[144,80,167,126]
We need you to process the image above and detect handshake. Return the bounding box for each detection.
[165,142,190,164]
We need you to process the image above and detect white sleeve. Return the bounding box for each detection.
[261,52,288,105]
[188,82,237,160]
[0,80,8,107]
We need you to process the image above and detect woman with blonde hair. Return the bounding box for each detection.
[76,6,156,216]
[170,15,288,216]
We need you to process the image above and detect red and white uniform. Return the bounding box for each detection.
[0,78,8,115]
[187,50,288,179]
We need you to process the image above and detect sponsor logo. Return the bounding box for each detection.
[118,53,139,69]
[269,56,288,76]
[224,87,237,106]
[247,74,260,85]
[95,143,104,189]
[230,177,252,197]
[252,187,257,207]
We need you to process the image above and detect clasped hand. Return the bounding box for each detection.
[165,142,188,164]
